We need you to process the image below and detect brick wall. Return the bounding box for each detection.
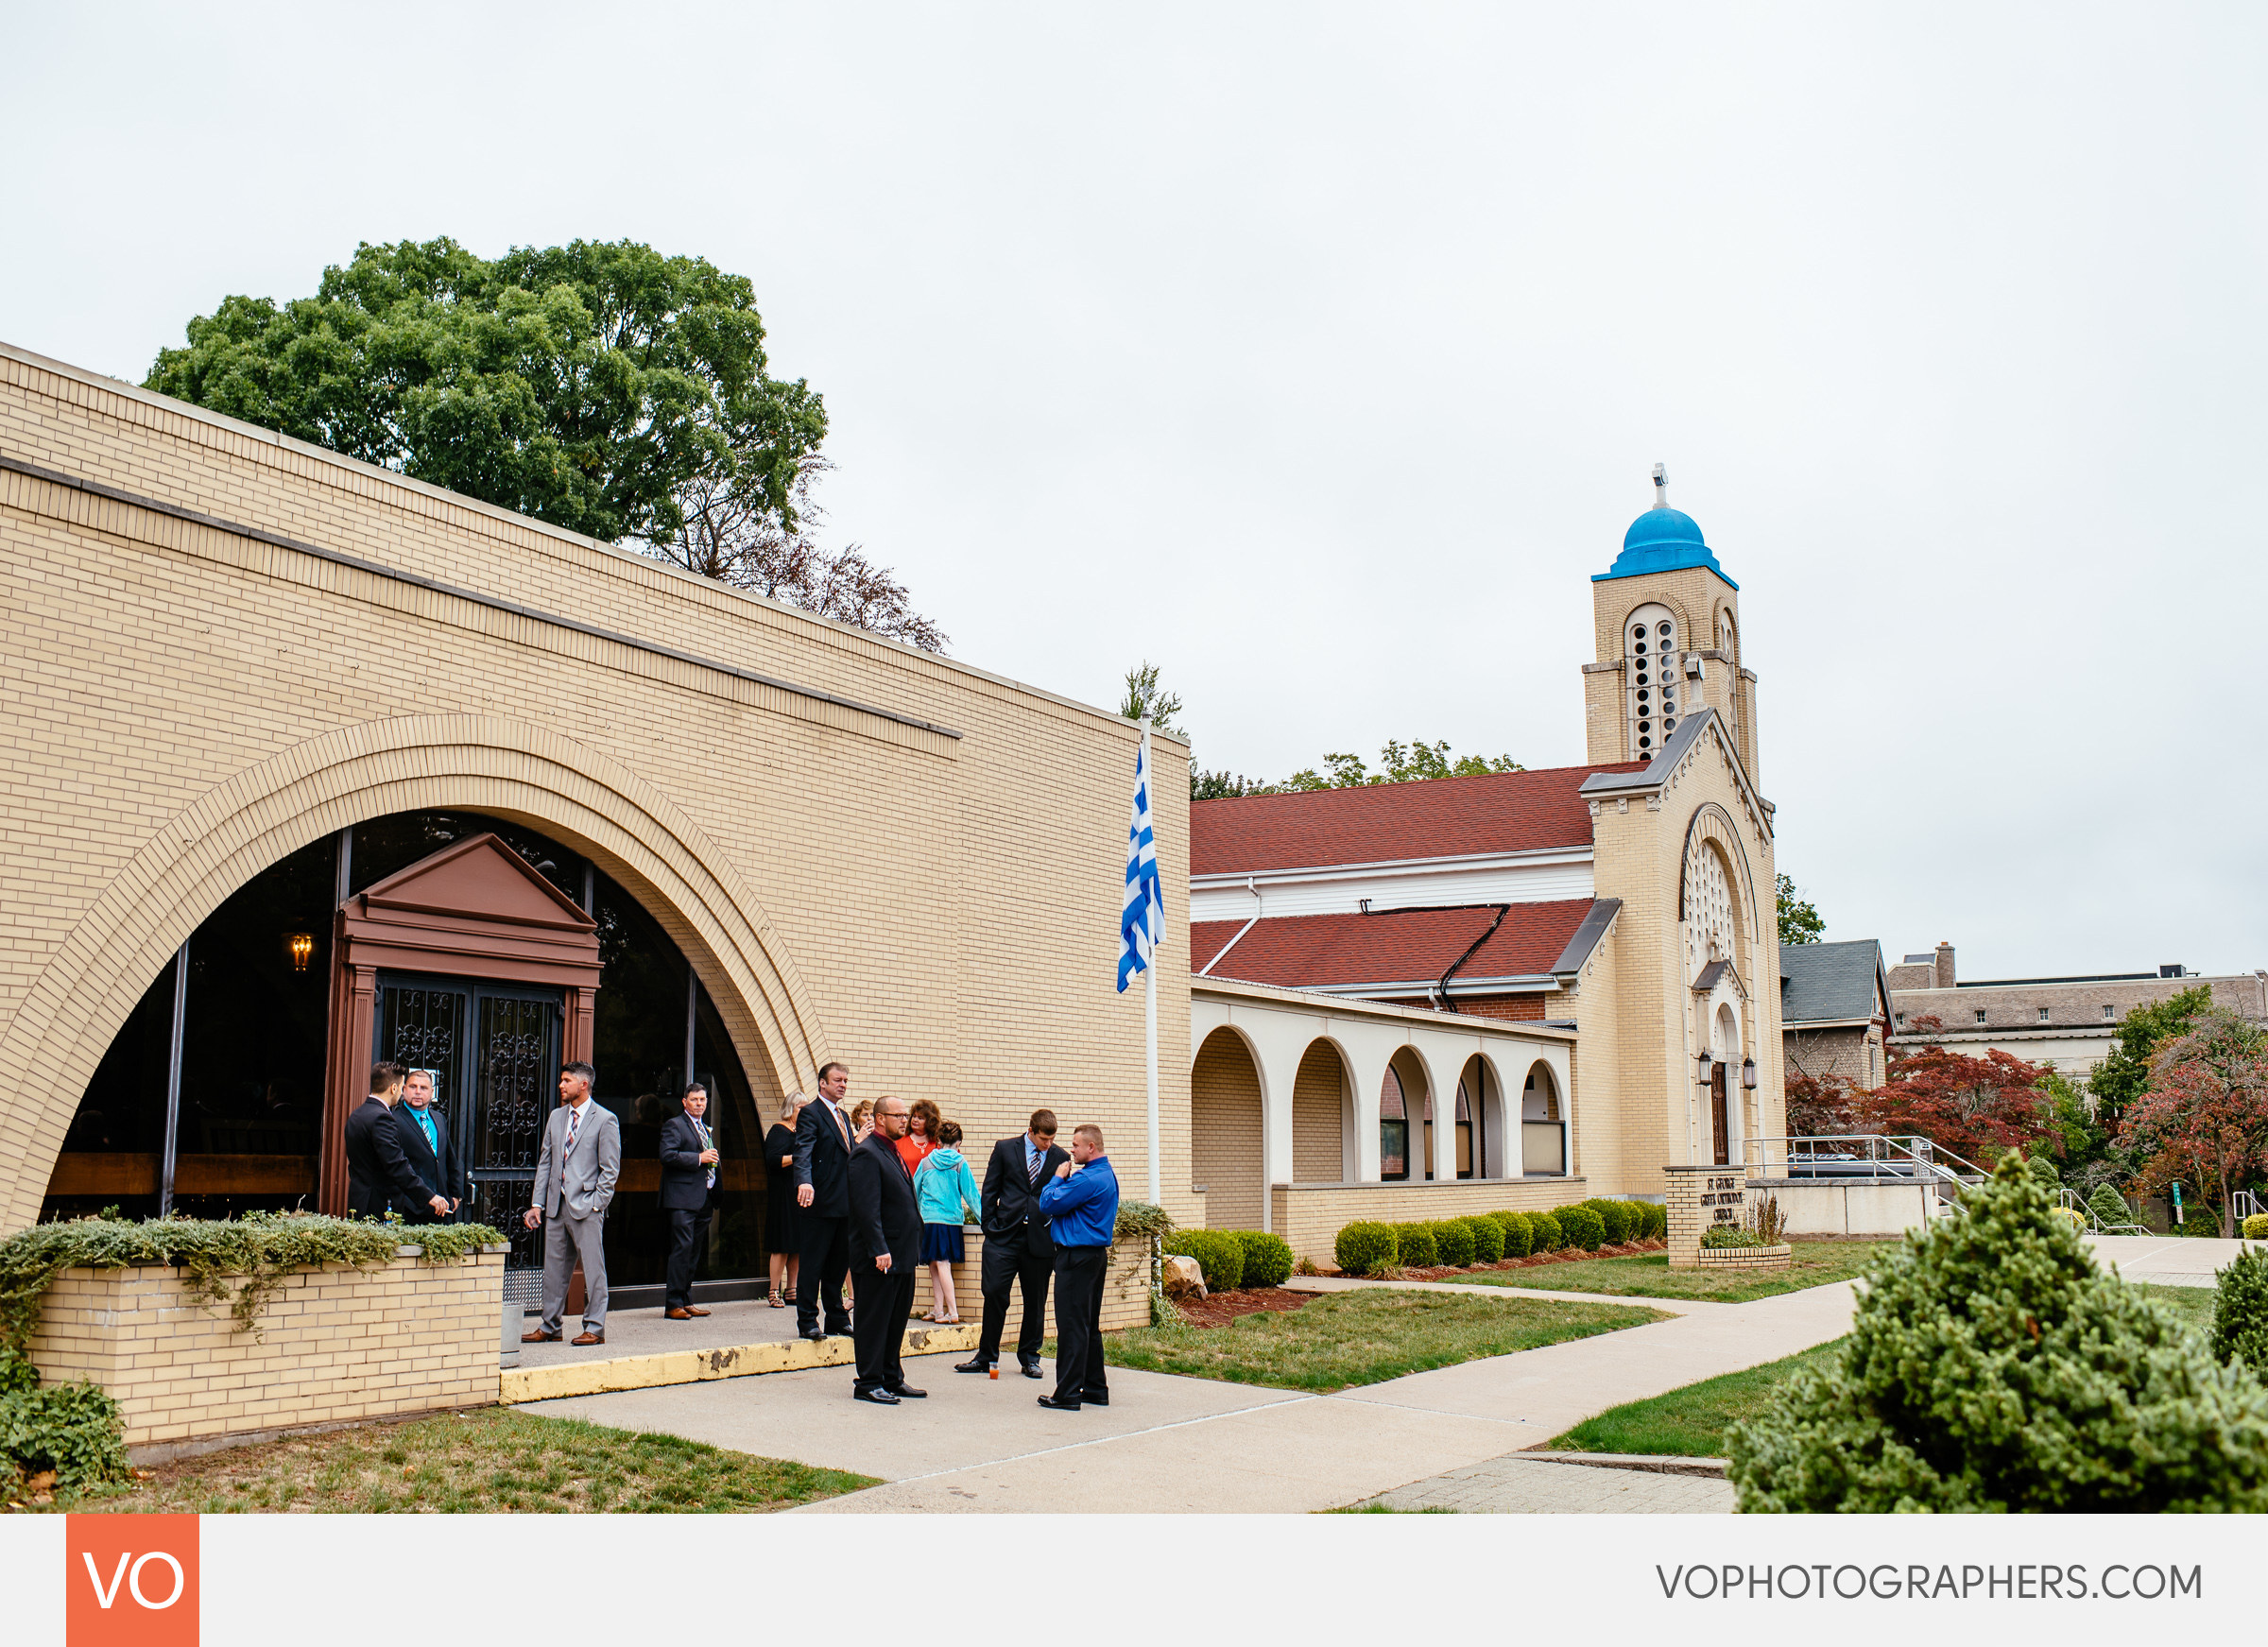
[1190,1030,1263,1230]
[26,1247,504,1449]
[909,1231,1150,1332]
[1290,1040,1345,1184]
[1268,1177,1590,1263]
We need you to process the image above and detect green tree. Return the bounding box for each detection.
[2090,986,2215,1127]
[2038,1069,2106,1174]
[1118,662,1185,736]
[1281,739,1523,790]
[146,236,828,550]
[2122,1008,2268,1237]
[1728,1155,2268,1511]
[1775,874,1824,946]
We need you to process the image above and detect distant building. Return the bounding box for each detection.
[1886,942,2268,1074]
[1780,940,1891,1091]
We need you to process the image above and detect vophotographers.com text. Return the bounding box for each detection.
[1657,1563,2201,1602]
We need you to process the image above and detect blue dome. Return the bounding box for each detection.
[1594,505,1736,588]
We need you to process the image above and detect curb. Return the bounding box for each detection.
[1518,1449,1728,1479]
[502,1322,984,1402]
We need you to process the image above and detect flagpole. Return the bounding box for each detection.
[1143,719,1160,1208]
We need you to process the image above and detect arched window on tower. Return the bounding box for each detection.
[1717,609,1741,751]
[1624,602,1679,762]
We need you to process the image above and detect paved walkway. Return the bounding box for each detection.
[520,1278,1857,1513]
[2087,1233,2251,1289]
[1350,1452,1735,1514]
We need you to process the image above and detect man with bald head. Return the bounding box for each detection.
[846,1094,925,1404]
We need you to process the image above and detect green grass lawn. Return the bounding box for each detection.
[1545,1338,1847,1456]
[20,1409,876,1515]
[1075,1287,1666,1393]
[2135,1282,2216,1342]
[1441,1240,1893,1303]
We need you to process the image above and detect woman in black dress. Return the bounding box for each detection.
[765,1093,806,1308]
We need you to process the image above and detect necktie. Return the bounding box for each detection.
[564,1105,582,1158]
[829,1103,849,1147]
[417,1107,437,1155]
[696,1118,715,1190]
[1029,1146,1042,1187]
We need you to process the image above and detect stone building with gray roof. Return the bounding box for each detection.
[1780,939,1891,1091]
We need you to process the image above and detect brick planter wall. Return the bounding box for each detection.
[909,1231,1150,1331]
[25,1245,506,1450]
[1665,1164,1749,1269]
[1695,1242,1792,1271]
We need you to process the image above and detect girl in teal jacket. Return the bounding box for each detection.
[915,1121,982,1324]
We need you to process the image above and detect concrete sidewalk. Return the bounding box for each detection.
[520,1278,1857,1513]
[2087,1233,2251,1289]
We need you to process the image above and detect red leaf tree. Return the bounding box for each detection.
[2123,1009,2268,1237]
[1851,1015,2055,1166]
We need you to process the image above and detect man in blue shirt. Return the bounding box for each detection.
[1034,1123,1119,1412]
[389,1067,464,1224]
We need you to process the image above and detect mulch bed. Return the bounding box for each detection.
[1310,1236,1669,1282]
[1170,1286,1323,1329]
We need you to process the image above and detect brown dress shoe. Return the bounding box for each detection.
[682,1305,711,1316]
[571,1330,605,1347]
[522,1328,561,1344]
[665,1307,693,1320]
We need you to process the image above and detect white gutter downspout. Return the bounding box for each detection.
[1198,877,1262,977]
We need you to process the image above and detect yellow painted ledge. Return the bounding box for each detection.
[501,1322,983,1403]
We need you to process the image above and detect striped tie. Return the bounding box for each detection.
[1029,1148,1041,1187]
[564,1106,581,1157]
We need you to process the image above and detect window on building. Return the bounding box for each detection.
[1380,1066,1408,1181]
[2038,1006,2050,1022]
[1894,1012,1905,1029]
[2103,1004,2115,1021]
[1975,1009,1987,1024]
[1624,603,1677,760]
[1454,1085,1474,1179]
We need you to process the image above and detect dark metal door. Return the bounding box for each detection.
[1710,1064,1730,1166]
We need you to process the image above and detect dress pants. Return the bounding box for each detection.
[850,1262,916,1394]
[1051,1244,1109,1403]
[797,1213,851,1336]
[977,1233,1053,1367]
[539,1209,608,1333]
[663,1206,709,1310]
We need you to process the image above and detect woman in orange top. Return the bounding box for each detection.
[895,1097,941,1176]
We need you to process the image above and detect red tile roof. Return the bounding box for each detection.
[1192,901,1597,991]
[1189,763,1641,875]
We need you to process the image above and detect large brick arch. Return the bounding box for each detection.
[0,713,830,1233]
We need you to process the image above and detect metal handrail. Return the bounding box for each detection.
[1741,1134,1990,1208]
[2062,1187,2148,1237]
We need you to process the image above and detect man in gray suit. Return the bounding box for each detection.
[521,1061,620,1347]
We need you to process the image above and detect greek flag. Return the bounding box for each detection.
[1118,732,1163,992]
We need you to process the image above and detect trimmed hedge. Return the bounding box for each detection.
[1639,1202,1668,1241]
[1556,1203,1606,1251]
[1528,1209,1565,1252]
[1588,1199,1635,1244]
[1393,1223,1439,1268]
[1229,1230,1295,1290]
[1433,1219,1476,1267]
[2245,1213,2268,1244]
[1462,1214,1505,1264]
[1492,1210,1535,1259]
[1335,1221,1398,1278]
[1163,1229,1244,1293]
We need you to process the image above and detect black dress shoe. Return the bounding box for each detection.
[890,1384,928,1398]
[854,1386,901,1405]
[954,1358,993,1374]
[1082,1392,1110,1407]
[802,1329,826,1343]
[1020,1363,1044,1380]
[1036,1394,1081,1411]
[827,1326,855,1338]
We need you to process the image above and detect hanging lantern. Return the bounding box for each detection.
[1741,1055,1759,1090]
[1695,1050,1712,1082]
[286,932,315,972]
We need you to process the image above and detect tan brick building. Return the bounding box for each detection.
[0,340,1196,1295]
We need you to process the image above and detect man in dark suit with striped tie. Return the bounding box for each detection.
[956,1109,1069,1378]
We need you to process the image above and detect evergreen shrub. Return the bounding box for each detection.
[1433,1219,1476,1267]
[2087,1183,2132,1231]
[1587,1199,1634,1244]
[1228,1230,1295,1290]
[1463,1215,1505,1264]
[1555,1203,1606,1251]
[2211,1248,2268,1378]
[1527,1210,1564,1252]
[2246,1213,2268,1243]
[1729,1155,2268,1512]
[1162,1229,1244,1293]
[1334,1221,1398,1278]
[1490,1210,1534,1259]
[1393,1224,1439,1268]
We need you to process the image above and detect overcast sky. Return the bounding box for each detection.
[7,4,2262,979]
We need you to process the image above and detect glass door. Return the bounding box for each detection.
[464,986,561,1301]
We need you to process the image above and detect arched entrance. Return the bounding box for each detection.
[1191,1025,1264,1230]
[1458,1055,1508,1178]
[1382,1048,1434,1179]
[1521,1060,1566,1175]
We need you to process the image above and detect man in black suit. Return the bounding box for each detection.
[846,1095,924,1404]
[388,1068,465,1225]
[660,1082,719,1321]
[956,1108,1068,1378]
[345,1061,447,1222]
[793,1061,855,1342]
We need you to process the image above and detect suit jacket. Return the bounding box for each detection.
[981,1134,1071,1255]
[659,1111,717,1212]
[344,1097,432,1220]
[847,1131,922,1272]
[389,1103,465,1221]
[794,1098,853,1220]
[530,1099,622,1221]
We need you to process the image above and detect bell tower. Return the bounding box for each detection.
[1581,466,1761,786]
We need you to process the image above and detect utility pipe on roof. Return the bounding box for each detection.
[1431,903,1512,1014]
[1197,877,1262,977]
